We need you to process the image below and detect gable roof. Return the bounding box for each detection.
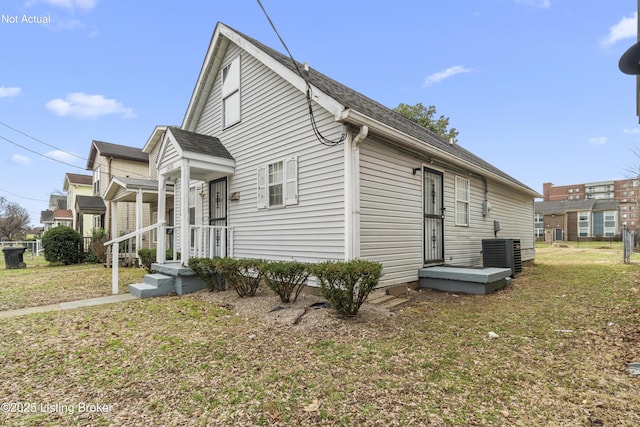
[183,22,538,197]
[40,210,54,223]
[49,194,66,210]
[54,209,73,220]
[535,199,619,215]
[167,126,234,160]
[86,140,149,170]
[64,173,92,189]
[75,195,106,214]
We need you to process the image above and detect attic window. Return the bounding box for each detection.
[222,56,241,128]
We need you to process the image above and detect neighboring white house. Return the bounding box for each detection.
[114,22,540,293]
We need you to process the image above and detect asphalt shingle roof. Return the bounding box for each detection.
[168,126,234,161]
[230,25,535,194]
[92,141,149,163]
[75,196,106,213]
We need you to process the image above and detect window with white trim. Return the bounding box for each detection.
[455,176,470,226]
[604,210,616,237]
[93,165,101,195]
[578,211,589,237]
[257,156,298,209]
[221,56,241,128]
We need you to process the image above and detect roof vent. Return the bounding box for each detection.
[449,137,454,145]
[303,62,309,72]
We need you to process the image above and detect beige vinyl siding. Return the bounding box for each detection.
[148,143,161,180]
[193,43,345,262]
[359,137,423,287]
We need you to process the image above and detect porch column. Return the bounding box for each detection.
[180,159,190,265]
[110,201,118,294]
[157,174,166,264]
[135,188,143,253]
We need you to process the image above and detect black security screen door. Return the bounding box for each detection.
[209,177,228,257]
[424,168,444,264]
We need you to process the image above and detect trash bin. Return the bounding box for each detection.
[2,246,27,269]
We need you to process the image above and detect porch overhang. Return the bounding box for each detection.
[103,176,171,203]
[158,155,235,181]
[75,195,106,215]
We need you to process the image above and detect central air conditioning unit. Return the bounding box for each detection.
[482,238,522,276]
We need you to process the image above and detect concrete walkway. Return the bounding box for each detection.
[0,294,138,319]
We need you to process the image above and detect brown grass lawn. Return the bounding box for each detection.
[0,245,639,426]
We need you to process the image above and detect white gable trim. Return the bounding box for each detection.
[182,22,345,132]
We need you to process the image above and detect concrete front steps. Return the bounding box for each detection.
[129,262,206,298]
[418,266,512,295]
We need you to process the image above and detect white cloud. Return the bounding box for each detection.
[11,154,30,165]
[423,66,474,87]
[0,86,22,98]
[589,136,607,145]
[624,128,640,134]
[47,150,81,163]
[601,11,637,47]
[25,0,98,11]
[45,92,135,119]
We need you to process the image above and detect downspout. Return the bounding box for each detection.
[345,125,368,260]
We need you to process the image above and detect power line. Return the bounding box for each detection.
[256,0,346,147]
[0,134,86,170]
[0,123,150,178]
[0,121,85,162]
[0,187,49,202]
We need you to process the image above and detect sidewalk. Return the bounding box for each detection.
[0,294,138,319]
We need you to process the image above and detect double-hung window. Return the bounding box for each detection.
[221,56,241,128]
[257,157,298,209]
[455,176,470,226]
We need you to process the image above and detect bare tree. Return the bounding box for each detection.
[0,196,30,241]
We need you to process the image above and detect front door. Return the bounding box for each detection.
[209,177,228,257]
[424,168,444,264]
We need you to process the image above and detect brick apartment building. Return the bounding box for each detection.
[542,179,639,232]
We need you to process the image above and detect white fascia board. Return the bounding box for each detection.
[184,155,236,173]
[184,23,345,131]
[182,25,229,131]
[221,25,345,117]
[340,108,541,198]
[142,125,168,154]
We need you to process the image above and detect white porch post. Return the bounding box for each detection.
[135,188,143,254]
[157,174,166,264]
[110,201,118,294]
[180,159,190,265]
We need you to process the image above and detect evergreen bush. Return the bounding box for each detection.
[137,248,179,273]
[262,260,310,303]
[214,257,264,297]
[311,259,382,316]
[188,258,226,291]
[41,226,82,265]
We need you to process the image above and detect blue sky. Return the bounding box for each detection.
[0,0,638,226]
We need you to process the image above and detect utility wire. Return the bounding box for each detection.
[0,134,86,170]
[0,123,150,178]
[0,187,48,202]
[0,121,85,161]
[256,0,346,146]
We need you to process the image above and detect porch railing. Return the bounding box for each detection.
[104,222,233,294]
[190,225,233,260]
[104,222,166,295]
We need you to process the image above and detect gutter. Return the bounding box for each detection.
[344,125,368,260]
[339,108,542,198]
